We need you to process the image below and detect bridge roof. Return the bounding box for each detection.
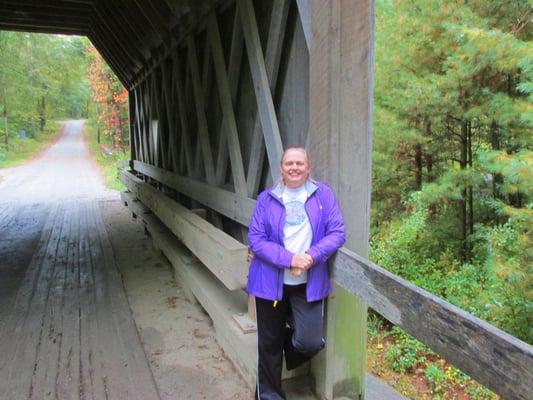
[0,0,220,89]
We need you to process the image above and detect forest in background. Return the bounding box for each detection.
[0,33,89,167]
[369,0,531,396]
[0,32,128,167]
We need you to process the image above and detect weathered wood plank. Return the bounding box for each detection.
[133,160,255,227]
[172,52,195,177]
[187,36,216,182]
[332,248,533,400]
[151,70,168,169]
[0,205,64,399]
[238,0,284,182]
[295,0,311,50]
[32,203,77,400]
[161,60,179,173]
[207,12,248,196]
[55,201,82,398]
[215,7,244,186]
[121,170,248,290]
[0,201,160,400]
[77,201,107,400]
[308,1,373,397]
[245,0,290,196]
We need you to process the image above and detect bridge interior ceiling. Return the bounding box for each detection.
[0,0,224,89]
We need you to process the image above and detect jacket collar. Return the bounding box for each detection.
[270,179,318,199]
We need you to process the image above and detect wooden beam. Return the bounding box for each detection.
[332,248,533,400]
[131,0,169,45]
[0,10,90,25]
[0,1,92,12]
[295,0,311,50]
[308,1,374,398]
[172,51,195,177]
[121,171,249,291]
[187,36,216,183]
[245,0,291,197]
[135,83,151,163]
[214,7,243,186]
[238,0,284,183]
[129,0,234,90]
[128,91,138,164]
[93,3,144,71]
[207,12,247,196]
[133,160,255,227]
[160,59,179,173]
[98,1,148,67]
[0,24,87,36]
[131,86,147,162]
[115,0,156,58]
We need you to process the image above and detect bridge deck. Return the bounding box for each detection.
[0,200,160,400]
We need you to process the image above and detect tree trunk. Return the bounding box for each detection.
[490,120,503,200]
[459,120,468,261]
[39,96,46,132]
[3,106,7,147]
[467,121,474,236]
[414,143,422,190]
[1,76,7,147]
[426,154,434,182]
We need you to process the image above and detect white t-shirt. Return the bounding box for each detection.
[282,185,313,285]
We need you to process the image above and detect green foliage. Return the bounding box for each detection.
[425,363,448,396]
[0,32,90,148]
[85,118,126,191]
[385,327,429,373]
[481,207,533,342]
[0,121,60,168]
[372,0,533,346]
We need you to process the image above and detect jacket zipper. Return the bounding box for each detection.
[276,198,284,301]
[304,191,319,299]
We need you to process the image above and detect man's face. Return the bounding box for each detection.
[280,149,310,188]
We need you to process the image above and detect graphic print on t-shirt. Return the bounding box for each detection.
[285,199,306,226]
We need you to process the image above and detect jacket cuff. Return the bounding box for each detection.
[280,250,294,269]
[306,247,320,265]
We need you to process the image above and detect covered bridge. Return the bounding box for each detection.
[0,1,531,399]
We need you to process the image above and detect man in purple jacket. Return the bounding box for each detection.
[247,147,346,400]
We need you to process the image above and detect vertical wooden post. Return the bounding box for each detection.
[128,90,136,169]
[308,1,374,399]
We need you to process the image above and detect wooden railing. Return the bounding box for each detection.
[123,165,533,400]
[332,249,532,400]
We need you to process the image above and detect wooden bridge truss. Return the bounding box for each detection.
[0,1,531,399]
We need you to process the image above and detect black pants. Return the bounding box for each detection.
[255,284,325,400]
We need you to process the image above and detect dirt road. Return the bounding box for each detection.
[0,120,251,399]
[0,120,116,204]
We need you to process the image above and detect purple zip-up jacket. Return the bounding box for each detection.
[247,180,345,302]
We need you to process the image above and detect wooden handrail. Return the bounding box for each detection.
[332,248,533,400]
[129,165,533,400]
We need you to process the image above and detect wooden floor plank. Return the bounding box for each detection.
[0,205,64,399]
[0,201,160,400]
[79,201,107,400]
[56,201,82,399]
[31,202,74,399]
